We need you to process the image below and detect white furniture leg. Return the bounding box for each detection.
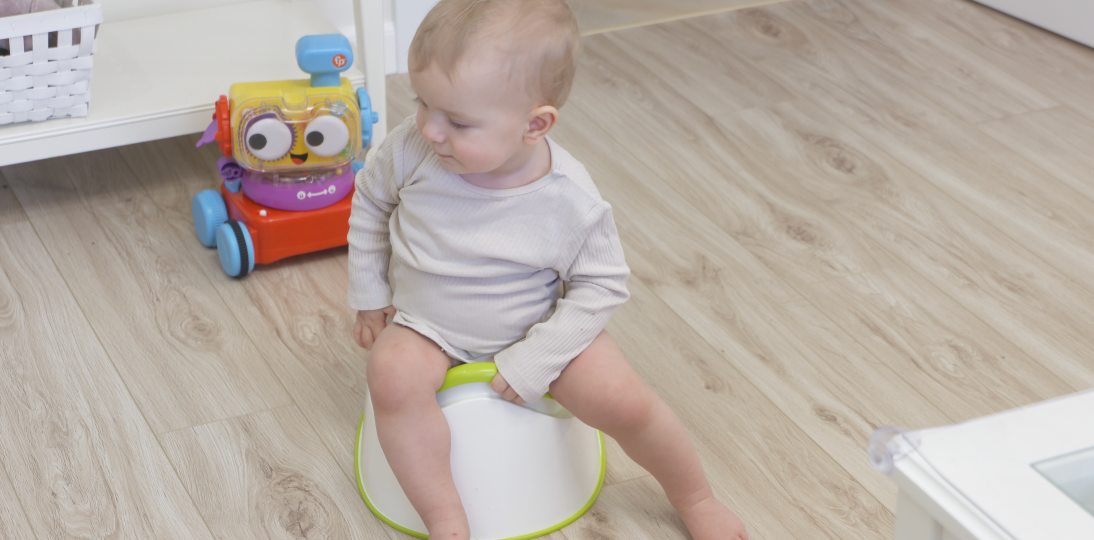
[895,491,944,540]
[354,0,388,144]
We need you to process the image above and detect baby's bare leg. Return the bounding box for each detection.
[549,332,748,540]
[367,325,468,538]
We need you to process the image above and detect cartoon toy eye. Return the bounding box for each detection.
[244,117,292,161]
[304,115,350,157]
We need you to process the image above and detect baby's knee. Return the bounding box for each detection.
[367,332,445,411]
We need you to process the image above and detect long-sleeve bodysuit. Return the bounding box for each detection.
[348,117,630,401]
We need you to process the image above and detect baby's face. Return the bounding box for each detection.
[410,56,537,178]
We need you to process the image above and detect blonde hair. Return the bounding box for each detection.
[409,0,580,107]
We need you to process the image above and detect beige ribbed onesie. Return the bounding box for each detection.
[347,117,630,401]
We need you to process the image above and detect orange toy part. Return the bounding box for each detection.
[214,95,233,157]
[221,185,353,265]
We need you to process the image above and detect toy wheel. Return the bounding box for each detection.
[215,220,255,278]
[192,189,228,248]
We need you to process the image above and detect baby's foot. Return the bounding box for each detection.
[680,496,748,540]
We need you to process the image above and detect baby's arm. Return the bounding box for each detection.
[347,120,414,338]
[494,205,630,402]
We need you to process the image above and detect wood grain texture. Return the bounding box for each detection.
[0,458,34,540]
[711,101,1094,392]
[558,476,693,539]
[602,277,893,538]
[883,0,1094,122]
[572,33,886,285]
[0,180,211,539]
[708,0,1094,391]
[115,138,373,483]
[978,107,1094,205]
[551,106,933,512]
[707,1,1094,296]
[159,406,390,539]
[2,151,292,434]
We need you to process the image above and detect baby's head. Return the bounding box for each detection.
[408,0,579,177]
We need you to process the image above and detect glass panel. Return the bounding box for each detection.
[1034,446,1094,517]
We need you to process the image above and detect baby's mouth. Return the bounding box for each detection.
[290,152,309,165]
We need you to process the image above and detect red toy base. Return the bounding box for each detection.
[223,185,352,265]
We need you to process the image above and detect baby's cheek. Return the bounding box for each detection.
[463,145,499,168]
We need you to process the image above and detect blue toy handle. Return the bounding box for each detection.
[297,34,353,88]
[357,87,380,148]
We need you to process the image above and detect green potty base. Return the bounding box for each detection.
[355,363,606,539]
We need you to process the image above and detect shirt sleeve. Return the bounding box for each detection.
[347,120,411,311]
[494,204,631,402]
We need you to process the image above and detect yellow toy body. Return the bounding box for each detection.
[228,78,361,175]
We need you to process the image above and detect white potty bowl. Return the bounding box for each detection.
[355,362,605,539]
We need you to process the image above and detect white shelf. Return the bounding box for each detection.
[890,390,1094,540]
[0,0,386,166]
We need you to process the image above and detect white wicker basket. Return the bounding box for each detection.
[0,0,102,125]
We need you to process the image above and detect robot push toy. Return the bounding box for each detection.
[192,34,379,278]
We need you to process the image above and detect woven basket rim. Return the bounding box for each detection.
[0,1,103,41]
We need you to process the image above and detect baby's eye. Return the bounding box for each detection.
[449,119,470,129]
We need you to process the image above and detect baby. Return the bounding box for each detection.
[348,1,748,538]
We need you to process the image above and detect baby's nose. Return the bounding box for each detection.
[422,122,446,144]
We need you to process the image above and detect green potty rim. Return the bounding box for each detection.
[438,362,558,401]
[438,362,500,393]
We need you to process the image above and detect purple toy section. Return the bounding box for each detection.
[241,168,354,211]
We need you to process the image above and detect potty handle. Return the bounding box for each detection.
[440,363,574,419]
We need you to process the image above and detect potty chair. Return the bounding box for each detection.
[355,363,605,539]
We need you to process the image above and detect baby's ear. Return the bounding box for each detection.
[524,105,559,143]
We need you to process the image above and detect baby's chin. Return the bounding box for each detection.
[436,155,490,176]
[435,157,465,174]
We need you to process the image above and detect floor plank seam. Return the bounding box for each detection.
[0,461,37,540]
[580,0,795,37]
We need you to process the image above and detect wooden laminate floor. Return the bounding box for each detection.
[569,0,787,35]
[3,0,1094,538]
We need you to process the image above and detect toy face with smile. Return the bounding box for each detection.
[232,95,359,176]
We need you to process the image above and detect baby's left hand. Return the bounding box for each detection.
[490,373,525,405]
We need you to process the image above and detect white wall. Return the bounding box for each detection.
[99,0,424,74]
[98,0,248,22]
[312,0,409,74]
[392,0,437,72]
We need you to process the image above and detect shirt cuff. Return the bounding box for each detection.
[348,285,392,312]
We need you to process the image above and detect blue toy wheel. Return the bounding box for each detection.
[215,221,255,278]
[192,189,228,248]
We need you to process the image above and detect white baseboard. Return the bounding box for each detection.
[973,0,1094,48]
